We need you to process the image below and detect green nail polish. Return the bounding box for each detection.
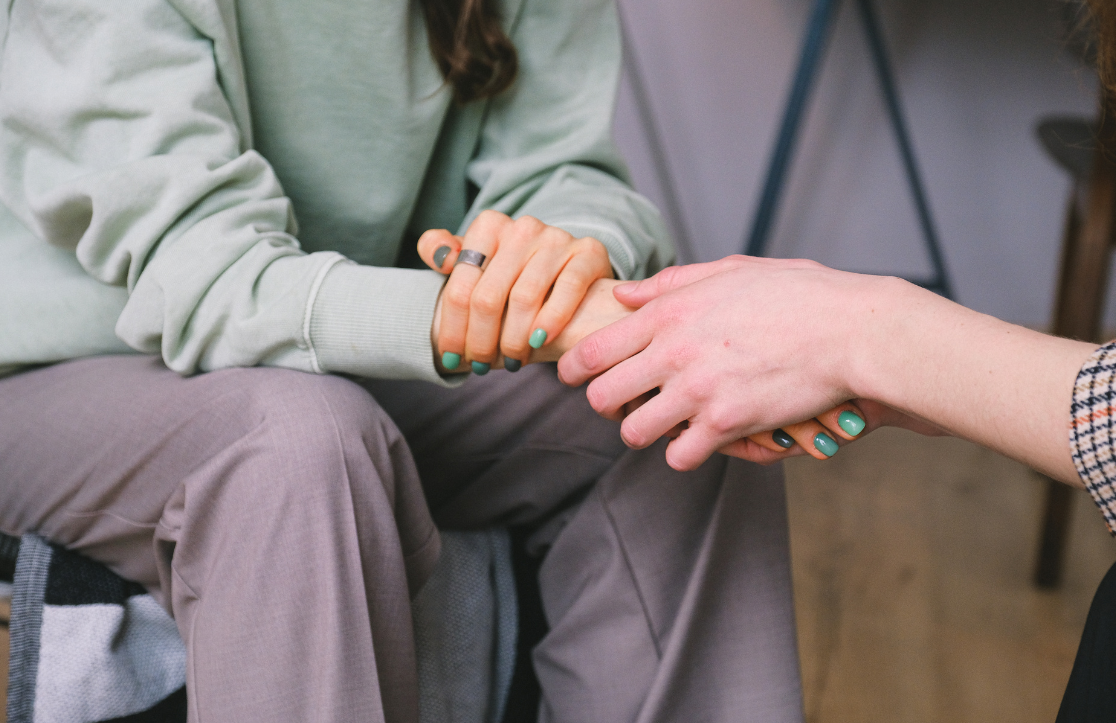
[441,352,461,370]
[838,411,865,437]
[772,429,795,449]
[814,432,839,458]
[504,358,522,372]
[471,361,490,376]
[529,328,548,349]
[433,245,452,269]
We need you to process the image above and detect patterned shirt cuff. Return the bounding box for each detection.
[1070,340,1116,535]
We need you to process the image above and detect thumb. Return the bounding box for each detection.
[417,229,463,274]
[614,256,751,306]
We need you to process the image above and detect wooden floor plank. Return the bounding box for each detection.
[786,428,1115,723]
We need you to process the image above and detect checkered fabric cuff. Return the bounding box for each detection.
[1071,341,1116,536]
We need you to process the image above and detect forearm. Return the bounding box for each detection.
[849,278,1096,485]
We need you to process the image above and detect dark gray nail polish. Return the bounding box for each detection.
[504,358,522,372]
[433,245,452,269]
[772,429,795,449]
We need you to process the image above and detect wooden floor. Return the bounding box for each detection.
[786,428,1116,723]
[0,429,1111,722]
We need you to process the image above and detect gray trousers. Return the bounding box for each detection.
[0,355,803,723]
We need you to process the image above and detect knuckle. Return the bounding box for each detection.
[443,282,473,310]
[471,287,506,316]
[501,340,528,359]
[541,227,571,249]
[678,374,713,404]
[515,215,544,233]
[552,273,584,296]
[501,220,534,247]
[477,209,508,227]
[657,266,682,288]
[578,335,607,370]
[508,282,544,310]
[585,380,609,411]
[578,236,609,260]
[706,408,738,437]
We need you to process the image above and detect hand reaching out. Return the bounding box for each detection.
[557,256,946,470]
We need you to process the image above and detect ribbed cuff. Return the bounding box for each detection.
[308,262,460,385]
[1070,340,1116,536]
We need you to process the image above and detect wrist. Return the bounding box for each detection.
[842,275,935,405]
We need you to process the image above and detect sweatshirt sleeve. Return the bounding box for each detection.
[1070,340,1116,535]
[0,0,448,384]
[462,0,675,281]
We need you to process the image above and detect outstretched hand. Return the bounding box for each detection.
[558,256,940,470]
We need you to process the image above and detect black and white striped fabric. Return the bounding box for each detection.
[2,529,518,723]
[1071,340,1116,536]
[5,534,186,723]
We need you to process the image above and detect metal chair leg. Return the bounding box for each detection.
[854,0,953,298]
[745,0,954,300]
[746,0,842,258]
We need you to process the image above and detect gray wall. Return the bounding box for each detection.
[612,0,1099,327]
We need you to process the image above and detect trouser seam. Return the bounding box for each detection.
[598,488,663,659]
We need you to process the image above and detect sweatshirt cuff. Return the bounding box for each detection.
[1070,340,1116,536]
[308,262,461,386]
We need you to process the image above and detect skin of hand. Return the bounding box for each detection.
[557,255,1097,483]
[417,210,613,371]
[431,277,635,373]
[427,264,865,467]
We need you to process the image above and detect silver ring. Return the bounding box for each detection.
[455,249,487,270]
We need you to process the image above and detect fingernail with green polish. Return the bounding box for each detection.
[772,429,795,449]
[471,361,490,376]
[529,329,548,349]
[504,358,522,373]
[814,432,839,458]
[433,245,452,269]
[838,411,865,437]
[441,352,461,370]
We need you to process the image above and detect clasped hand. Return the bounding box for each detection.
[558,256,932,471]
[419,210,614,372]
[420,216,877,469]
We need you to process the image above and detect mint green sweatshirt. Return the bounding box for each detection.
[0,0,672,383]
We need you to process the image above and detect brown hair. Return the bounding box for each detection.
[419,0,518,104]
[1089,0,1116,94]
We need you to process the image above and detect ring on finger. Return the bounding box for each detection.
[455,249,487,270]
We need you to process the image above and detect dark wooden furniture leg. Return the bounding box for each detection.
[1035,99,1116,588]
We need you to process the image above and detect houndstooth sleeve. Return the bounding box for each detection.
[1070,341,1116,535]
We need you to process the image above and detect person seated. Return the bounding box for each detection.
[0,0,812,720]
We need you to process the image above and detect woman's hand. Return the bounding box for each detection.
[721,399,946,465]
[558,256,892,470]
[418,211,613,373]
